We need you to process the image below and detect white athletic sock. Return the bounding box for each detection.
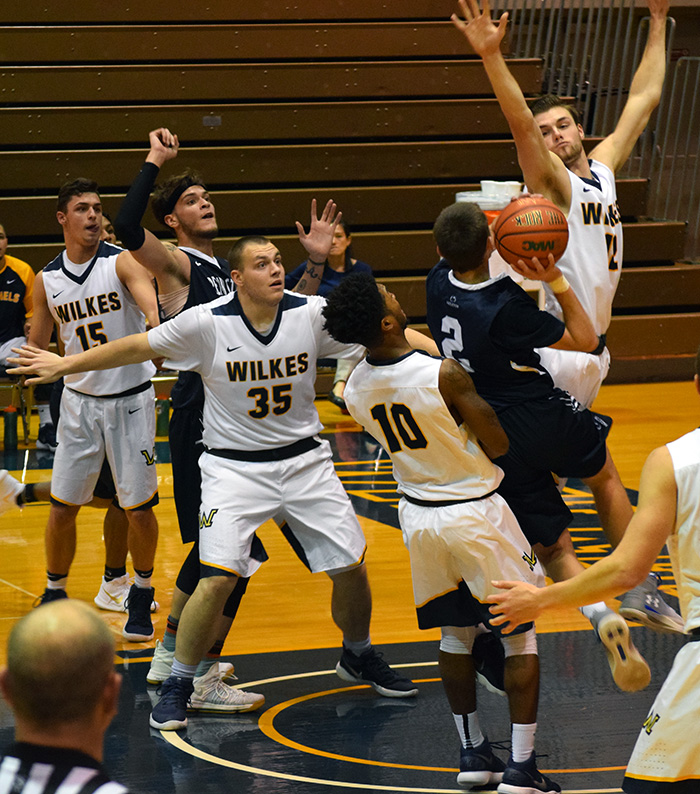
[171,658,197,680]
[511,722,536,762]
[454,712,485,749]
[344,637,372,656]
[37,405,52,425]
[46,577,67,591]
[134,572,152,589]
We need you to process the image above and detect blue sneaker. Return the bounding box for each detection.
[497,752,561,793]
[33,588,68,608]
[458,737,506,788]
[149,676,194,731]
[123,584,155,642]
[473,631,506,697]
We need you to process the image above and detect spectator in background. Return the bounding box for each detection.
[285,220,372,411]
[0,222,55,451]
[0,600,131,794]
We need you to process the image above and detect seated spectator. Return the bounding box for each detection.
[285,220,372,410]
[0,222,55,450]
[0,599,131,794]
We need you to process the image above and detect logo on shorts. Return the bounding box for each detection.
[522,549,537,571]
[140,448,156,465]
[199,508,219,528]
[643,711,660,735]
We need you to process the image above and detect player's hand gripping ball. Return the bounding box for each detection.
[493,197,569,266]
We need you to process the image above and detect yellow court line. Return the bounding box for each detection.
[162,732,622,794]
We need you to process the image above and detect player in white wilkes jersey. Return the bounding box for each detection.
[23,178,160,643]
[487,344,700,794]
[322,273,560,793]
[453,0,681,634]
[10,235,445,732]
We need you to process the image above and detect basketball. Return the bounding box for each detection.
[492,196,569,267]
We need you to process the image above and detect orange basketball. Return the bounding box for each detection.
[492,196,569,267]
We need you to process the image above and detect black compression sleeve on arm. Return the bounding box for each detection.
[114,162,160,250]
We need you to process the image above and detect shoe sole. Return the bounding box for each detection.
[497,783,559,794]
[619,605,685,635]
[335,662,419,698]
[476,671,507,698]
[457,770,504,786]
[123,629,155,642]
[147,668,236,686]
[149,714,188,731]
[188,696,265,714]
[598,617,651,692]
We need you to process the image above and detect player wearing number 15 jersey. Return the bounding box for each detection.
[26,178,160,643]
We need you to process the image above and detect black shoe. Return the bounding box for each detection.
[458,737,506,788]
[473,631,506,697]
[328,388,349,413]
[336,645,418,698]
[36,423,58,452]
[123,584,155,641]
[149,676,194,731]
[33,588,68,607]
[498,752,561,793]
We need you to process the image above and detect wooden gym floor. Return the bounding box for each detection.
[0,379,697,793]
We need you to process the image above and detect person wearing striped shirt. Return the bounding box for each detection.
[0,600,130,794]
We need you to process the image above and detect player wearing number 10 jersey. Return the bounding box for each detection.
[322,273,560,792]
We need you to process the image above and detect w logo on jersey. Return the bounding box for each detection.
[140,448,156,465]
[199,509,219,529]
[522,549,537,571]
[642,711,660,735]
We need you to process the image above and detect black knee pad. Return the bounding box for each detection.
[223,576,250,619]
[175,543,201,596]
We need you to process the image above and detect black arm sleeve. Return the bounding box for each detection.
[114,162,160,250]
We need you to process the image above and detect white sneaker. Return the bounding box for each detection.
[0,470,24,515]
[94,575,159,613]
[189,664,265,713]
[147,639,175,684]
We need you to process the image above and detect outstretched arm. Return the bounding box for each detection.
[438,357,509,459]
[486,445,676,632]
[114,128,191,291]
[116,252,160,328]
[591,0,669,172]
[8,334,156,385]
[451,0,571,209]
[292,199,341,295]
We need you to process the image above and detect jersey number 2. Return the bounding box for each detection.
[370,403,427,453]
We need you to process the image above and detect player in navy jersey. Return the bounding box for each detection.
[26,178,159,644]
[113,128,345,712]
[426,201,650,694]
[451,0,680,632]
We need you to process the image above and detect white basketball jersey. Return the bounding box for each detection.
[42,243,154,395]
[665,427,700,632]
[540,160,623,334]
[147,291,363,451]
[345,350,503,501]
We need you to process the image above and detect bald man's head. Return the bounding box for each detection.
[3,600,115,727]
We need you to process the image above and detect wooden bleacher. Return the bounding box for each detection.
[2,0,697,385]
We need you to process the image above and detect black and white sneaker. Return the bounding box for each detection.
[498,752,561,794]
[336,645,418,698]
[150,676,194,731]
[123,584,155,642]
[458,737,506,788]
[36,423,58,452]
[472,631,506,697]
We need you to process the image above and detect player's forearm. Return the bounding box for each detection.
[114,162,160,250]
[538,552,644,612]
[628,16,667,106]
[481,53,537,137]
[62,333,155,375]
[292,259,326,295]
[552,286,598,352]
